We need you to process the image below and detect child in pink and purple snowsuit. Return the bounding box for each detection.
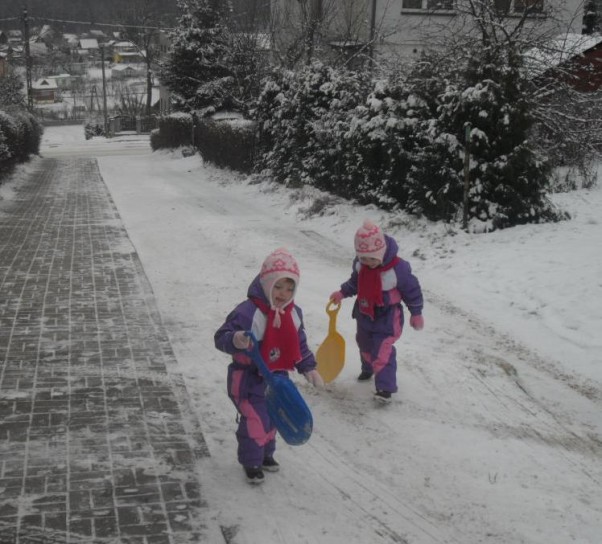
[330,220,424,403]
[214,248,323,484]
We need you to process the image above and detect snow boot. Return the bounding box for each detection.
[374,390,392,404]
[262,457,280,472]
[357,370,373,381]
[244,466,265,485]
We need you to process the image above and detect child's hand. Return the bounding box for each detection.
[410,315,424,331]
[329,291,343,304]
[233,331,251,350]
[304,369,325,388]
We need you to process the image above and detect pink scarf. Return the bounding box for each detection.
[251,297,301,372]
[357,257,400,319]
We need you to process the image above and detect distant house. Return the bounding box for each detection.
[32,78,58,103]
[62,33,79,50]
[111,64,144,80]
[47,73,73,89]
[88,29,108,43]
[112,41,145,63]
[115,51,146,64]
[527,33,602,92]
[7,30,22,45]
[29,41,48,59]
[78,38,99,59]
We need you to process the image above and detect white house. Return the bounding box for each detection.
[32,78,59,103]
[78,38,99,59]
[271,0,585,64]
[111,63,145,80]
[47,74,73,89]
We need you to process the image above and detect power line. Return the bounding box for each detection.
[29,16,174,32]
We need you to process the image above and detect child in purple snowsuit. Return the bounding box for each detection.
[214,248,323,484]
[330,220,424,403]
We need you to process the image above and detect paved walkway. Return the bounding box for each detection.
[0,158,214,544]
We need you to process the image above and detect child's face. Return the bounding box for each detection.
[359,256,382,269]
[272,278,295,308]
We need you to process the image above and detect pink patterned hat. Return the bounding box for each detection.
[260,247,300,305]
[354,220,386,262]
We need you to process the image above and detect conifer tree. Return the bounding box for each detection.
[160,0,233,113]
[0,74,26,111]
[450,44,556,229]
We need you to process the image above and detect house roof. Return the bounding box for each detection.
[79,38,99,50]
[525,33,602,77]
[112,64,137,72]
[114,41,137,49]
[117,51,145,58]
[33,78,58,90]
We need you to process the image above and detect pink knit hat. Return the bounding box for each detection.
[354,220,386,262]
[259,247,300,306]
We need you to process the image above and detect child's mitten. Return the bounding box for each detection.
[304,369,325,388]
[329,290,343,304]
[409,315,424,331]
[233,330,251,349]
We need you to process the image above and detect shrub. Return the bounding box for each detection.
[195,118,257,173]
[0,110,43,179]
[150,113,193,151]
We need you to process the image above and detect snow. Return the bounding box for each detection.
[18,125,602,543]
[525,32,602,77]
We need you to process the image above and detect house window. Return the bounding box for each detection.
[494,0,544,13]
[402,0,453,8]
[402,0,542,12]
[514,0,543,12]
[427,0,454,9]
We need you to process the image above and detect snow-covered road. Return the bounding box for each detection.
[38,126,601,544]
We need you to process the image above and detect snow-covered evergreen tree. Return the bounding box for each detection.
[0,74,26,111]
[160,0,232,114]
[404,57,464,222]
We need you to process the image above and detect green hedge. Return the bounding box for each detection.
[150,113,193,150]
[0,110,43,179]
[194,118,256,173]
[151,112,257,173]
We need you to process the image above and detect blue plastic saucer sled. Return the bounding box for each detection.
[245,331,313,446]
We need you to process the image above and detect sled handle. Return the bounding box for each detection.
[244,331,273,384]
[325,301,340,334]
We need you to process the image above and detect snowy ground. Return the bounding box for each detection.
[12,125,602,543]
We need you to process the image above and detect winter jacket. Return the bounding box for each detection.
[214,275,317,375]
[339,235,423,326]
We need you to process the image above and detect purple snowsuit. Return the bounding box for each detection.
[214,275,317,468]
[338,235,423,393]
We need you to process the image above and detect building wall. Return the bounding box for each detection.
[379,0,585,60]
[271,0,585,65]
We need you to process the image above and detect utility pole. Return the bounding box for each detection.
[368,0,377,67]
[22,8,33,111]
[462,123,472,231]
[100,44,109,136]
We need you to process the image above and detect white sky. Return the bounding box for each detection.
[16,125,602,544]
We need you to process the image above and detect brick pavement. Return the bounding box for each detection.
[0,158,214,544]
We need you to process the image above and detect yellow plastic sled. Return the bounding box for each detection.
[315,301,346,383]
